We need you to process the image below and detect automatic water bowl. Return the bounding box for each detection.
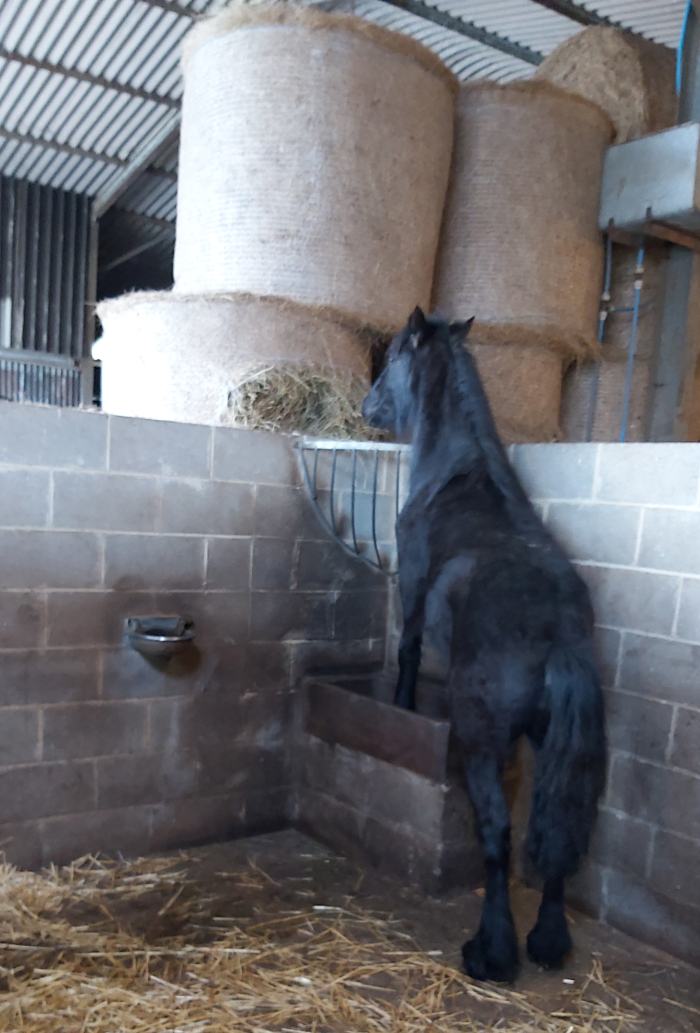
[125,615,195,658]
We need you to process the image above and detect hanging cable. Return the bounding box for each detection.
[585,234,613,442]
[677,1,692,95]
[620,243,646,443]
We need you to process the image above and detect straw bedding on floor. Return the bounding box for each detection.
[0,852,647,1032]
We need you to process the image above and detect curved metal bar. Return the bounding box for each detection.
[350,449,359,555]
[371,448,382,569]
[329,448,338,535]
[312,448,319,499]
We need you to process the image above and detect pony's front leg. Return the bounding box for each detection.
[394,622,422,710]
[393,516,429,710]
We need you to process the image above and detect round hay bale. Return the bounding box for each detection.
[561,358,650,442]
[534,27,677,143]
[434,80,612,358]
[94,291,375,437]
[173,0,457,331]
[469,341,563,443]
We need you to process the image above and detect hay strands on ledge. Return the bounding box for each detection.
[228,363,378,441]
[0,852,646,1032]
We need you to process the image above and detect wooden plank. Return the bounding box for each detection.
[648,221,700,253]
[303,680,450,784]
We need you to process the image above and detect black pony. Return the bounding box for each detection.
[362,308,606,984]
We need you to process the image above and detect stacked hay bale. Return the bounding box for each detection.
[533,26,677,144]
[560,244,665,442]
[433,80,613,443]
[96,1,457,435]
[93,292,381,435]
[536,26,677,441]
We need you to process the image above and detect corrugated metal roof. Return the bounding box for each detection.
[0,0,688,229]
[0,0,211,200]
[586,1,688,47]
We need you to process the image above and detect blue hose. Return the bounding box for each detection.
[585,235,613,442]
[677,1,692,96]
[620,244,646,443]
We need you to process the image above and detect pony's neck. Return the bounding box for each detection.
[408,363,480,500]
[406,347,537,526]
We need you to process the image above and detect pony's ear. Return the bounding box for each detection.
[407,306,428,335]
[407,306,430,349]
[450,316,475,342]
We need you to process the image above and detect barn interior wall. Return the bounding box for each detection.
[0,406,698,964]
[508,443,700,964]
[0,404,387,869]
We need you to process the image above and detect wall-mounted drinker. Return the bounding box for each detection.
[125,616,195,658]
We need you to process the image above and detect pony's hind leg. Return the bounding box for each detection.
[526,875,571,969]
[525,644,606,969]
[460,750,519,983]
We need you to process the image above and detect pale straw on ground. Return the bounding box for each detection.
[0,853,645,1032]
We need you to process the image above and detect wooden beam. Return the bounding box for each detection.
[648,222,700,254]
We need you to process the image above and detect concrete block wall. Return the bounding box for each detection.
[1,404,698,966]
[511,443,700,967]
[0,404,387,869]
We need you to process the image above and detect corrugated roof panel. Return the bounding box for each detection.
[0,0,192,199]
[0,0,688,212]
[352,0,535,81]
[152,136,179,174]
[586,1,686,47]
[431,0,579,55]
[116,170,177,218]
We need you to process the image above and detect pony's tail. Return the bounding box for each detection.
[526,644,607,880]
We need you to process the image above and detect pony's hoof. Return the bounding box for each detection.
[526,916,573,969]
[462,927,519,984]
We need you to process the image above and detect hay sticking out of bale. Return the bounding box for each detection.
[181,0,458,94]
[227,363,378,439]
[471,320,600,362]
[534,27,677,143]
[460,77,614,133]
[0,852,647,1033]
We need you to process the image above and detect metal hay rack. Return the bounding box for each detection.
[297,438,410,575]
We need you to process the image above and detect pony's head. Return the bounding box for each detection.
[361,307,474,439]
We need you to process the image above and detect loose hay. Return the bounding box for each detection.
[0,853,646,1032]
[227,364,379,439]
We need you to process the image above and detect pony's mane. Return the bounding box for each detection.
[422,317,535,517]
